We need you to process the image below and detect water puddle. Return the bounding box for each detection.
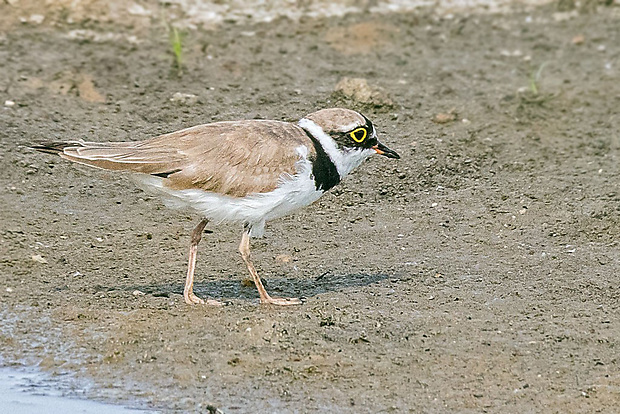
[0,367,156,414]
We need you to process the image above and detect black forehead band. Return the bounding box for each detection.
[361,114,375,135]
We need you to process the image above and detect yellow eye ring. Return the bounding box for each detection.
[349,128,367,143]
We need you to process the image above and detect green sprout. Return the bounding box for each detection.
[529,62,548,96]
[169,26,184,76]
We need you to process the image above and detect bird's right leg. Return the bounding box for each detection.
[239,224,302,306]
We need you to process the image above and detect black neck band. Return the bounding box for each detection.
[302,128,341,192]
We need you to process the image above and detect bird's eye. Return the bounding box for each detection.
[349,128,367,143]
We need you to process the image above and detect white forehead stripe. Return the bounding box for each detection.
[342,122,361,132]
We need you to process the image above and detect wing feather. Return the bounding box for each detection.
[46,120,315,197]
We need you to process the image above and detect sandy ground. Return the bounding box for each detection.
[1,1,620,412]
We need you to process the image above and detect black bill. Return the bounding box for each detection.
[372,141,400,159]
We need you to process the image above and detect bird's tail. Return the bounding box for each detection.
[31,141,82,155]
[30,140,185,176]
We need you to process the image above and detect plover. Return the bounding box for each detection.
[33,108,400,306]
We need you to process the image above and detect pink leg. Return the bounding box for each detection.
[183,219,222,306]
[239,225,301,306]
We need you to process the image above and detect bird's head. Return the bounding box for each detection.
[301,108,400,160]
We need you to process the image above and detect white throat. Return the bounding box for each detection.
[298,118,374,178]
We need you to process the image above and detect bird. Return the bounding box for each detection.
[32,108,400,306]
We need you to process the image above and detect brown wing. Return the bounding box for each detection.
[44,120,316,197]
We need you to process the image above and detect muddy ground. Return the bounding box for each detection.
[1,2,619,413]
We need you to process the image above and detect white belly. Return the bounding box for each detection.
[134,158,323,237]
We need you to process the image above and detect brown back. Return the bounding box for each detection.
[57,120,316,197]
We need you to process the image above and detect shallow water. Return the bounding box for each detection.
[0,368,155,414]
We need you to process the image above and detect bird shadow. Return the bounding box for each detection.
[98,271,399,303]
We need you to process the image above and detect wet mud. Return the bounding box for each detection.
[1,3,619,412]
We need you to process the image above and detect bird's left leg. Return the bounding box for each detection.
[183,218,223,306]
[239,224,301,306]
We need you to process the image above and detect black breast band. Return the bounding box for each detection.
[302,129,341,192]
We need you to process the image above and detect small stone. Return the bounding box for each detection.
[31,254,48,264]
[4,100,15,107]
[333,77,393,107]
[275,254,293,264]
[6,287,13,293]
[132,290,145,296]
[127,3,151,16]
[29,14,45,24]
[433,111,457,124]
[572,34,585,45]
[500,49,522,57]
[170,92,198,105]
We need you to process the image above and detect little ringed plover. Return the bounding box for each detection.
[33,108,400,306]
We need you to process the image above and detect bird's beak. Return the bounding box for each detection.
[372,141,400,159]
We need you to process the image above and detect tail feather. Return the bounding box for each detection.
[31,140,185,176]
[30,141,84,155]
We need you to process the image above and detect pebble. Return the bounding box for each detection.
[333,77,393,107]
[572,34,585,45]
[127,3,151,16]
[433,111,456,124]
[170,92,198,105]
[4,100,15,107]
[29,14,45,24]
[275,254,293,263]
[500,49,522,57]
[31,254,48,264]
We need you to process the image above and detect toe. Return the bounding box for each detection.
[262,297,302,306]
[184,293,205,305]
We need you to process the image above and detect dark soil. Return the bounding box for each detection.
[1,4,619,413]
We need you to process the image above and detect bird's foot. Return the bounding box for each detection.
[184,292,224,306]
[260,297,302,306]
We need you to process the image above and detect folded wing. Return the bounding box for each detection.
[33,120,315,197]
